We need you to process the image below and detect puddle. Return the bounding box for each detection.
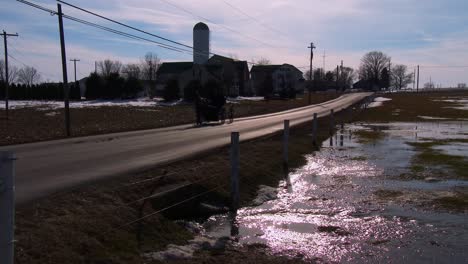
[434,97,468,111]
[433,142,468,156]
[154,121,468,262]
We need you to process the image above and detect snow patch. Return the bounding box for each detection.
[368,97,392,108]
[142,236,229,261]
[418,116,451,120]
[0,98,186,110]
[228,96,264,102]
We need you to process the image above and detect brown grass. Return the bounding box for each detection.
[0,93,338,146]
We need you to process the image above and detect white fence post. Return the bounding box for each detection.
[230,132,239,213]
[312,113,318,146]
[283,120,290,172]
[1,151,16,264]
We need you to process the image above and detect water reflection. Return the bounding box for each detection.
[202,121,468,263]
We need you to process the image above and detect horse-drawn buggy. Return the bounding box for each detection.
[195,93,233,125]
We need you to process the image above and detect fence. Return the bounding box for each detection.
[5,95,373,263]
[0,152,16,264]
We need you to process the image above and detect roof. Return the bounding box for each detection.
[250,65,282,74]
[251,64,302,75]
[194,22,209,31]
[208,54,234,63]
[157,62,193,75]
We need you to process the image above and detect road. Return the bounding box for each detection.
[1,92,372,204]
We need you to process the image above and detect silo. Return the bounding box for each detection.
[193,22,210,64]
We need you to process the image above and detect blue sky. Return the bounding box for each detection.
[1,0,468,86]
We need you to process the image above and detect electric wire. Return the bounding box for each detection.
[219,0,288,37]
[157,0,278,49]
[109,184,226,232]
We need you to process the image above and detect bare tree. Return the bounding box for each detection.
[141,52,160,81]
[340,67,357,88]
[0,60,19,83]
[98,59,122,77]
[358,51,391,84]
[17,66,41,85]
[256,57,271,65]
[391,64,413,90]
[123,63,141,79]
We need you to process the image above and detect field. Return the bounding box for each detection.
[0,93,337,146]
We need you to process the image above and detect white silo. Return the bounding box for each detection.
[193,22,210,64]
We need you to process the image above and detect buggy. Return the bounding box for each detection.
[195,94,234,125]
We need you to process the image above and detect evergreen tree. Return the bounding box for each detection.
[163,79,180,101]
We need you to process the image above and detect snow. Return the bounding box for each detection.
[418,116,451,120]
[368,97,392,108]
[1,96,266,110]
[227,96,264,102]
[0,98,185,110]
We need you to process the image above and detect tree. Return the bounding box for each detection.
[340,67,356,89]
[98,59,122,77]
[184,80,202,102]
[17,66,41,85]
[163,79,180,101]
[123,63,141,79]
[358,51,391,87]
[0,60,19,83]
[123,76,142,99]
[391,64,413,90]
[256,57,271,65]
[380,67,390,90]
[141,52,161,81]
[424,82,435,89]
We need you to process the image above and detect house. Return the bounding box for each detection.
[156,62,224,98]
[250,64,303,96]
[206,55,250,96]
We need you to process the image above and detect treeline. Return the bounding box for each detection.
[85,73,143,99]
[0,81,80,100]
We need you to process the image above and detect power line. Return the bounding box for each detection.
[56,0,195,51]
[19,0,265,66]
[16,0,192,54]
[157,0,278,49]
[219,0,288,37]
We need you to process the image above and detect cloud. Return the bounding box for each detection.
[4,0,468,86]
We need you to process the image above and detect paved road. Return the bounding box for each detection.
[1,93,372,204]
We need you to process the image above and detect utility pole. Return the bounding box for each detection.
[336,65,339,90]
[94,61,97,74]
[2,31,18,119]
[57,4,71,136]
[322,50,326,78]
[340,60,344,91]
[413,68,416,90]
[307,42,316,104]
[70,58,80,83]
[417,65,420,93]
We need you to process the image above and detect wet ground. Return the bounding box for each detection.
[193,121,468,263]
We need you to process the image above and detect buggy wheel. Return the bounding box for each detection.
[219,109,226,124]
[229,106,234,123]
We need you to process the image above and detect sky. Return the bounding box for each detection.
[1,0,468,87]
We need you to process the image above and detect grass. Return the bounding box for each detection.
[356,91,468,123]
[0,93,338,146]
[354,129,385,144]
[432,190,468,212]
[374,189,404,199]
[407,141,468,180]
